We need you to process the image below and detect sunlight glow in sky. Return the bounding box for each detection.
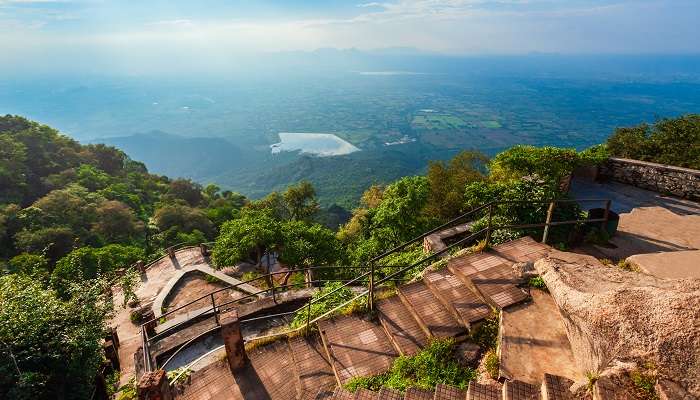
[1,0,698,74]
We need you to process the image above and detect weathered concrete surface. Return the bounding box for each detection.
[569,179,700,216]
[595,206,700,260]
[111,247,208,385]
[153,265,262,318]
[628,250,700,280]
[499,290,581,385]
[535,250,700,396]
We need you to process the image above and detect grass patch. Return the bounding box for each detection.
[585,371,599,391]
[617,260,640,273]
[115,378,137,400]
[241,271,269,289]
[630,366,658,400]
[167,367,192,385]
[344,339,477,392]
[528,276,548,292]
[484,349,499,379]
[469,312,499,350]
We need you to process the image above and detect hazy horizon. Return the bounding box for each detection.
[2,0,700,76]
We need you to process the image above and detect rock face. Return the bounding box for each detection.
[534,250,700,396]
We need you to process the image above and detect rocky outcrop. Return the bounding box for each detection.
[534,250,700,396]
[599,157,700,200]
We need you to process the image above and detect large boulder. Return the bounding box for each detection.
[535,250,700,396]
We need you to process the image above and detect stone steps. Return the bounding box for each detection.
[318,315,398,386]
[434,383,466,400]
[288,333,336,399]
[502,380,540,400]
[467,382,502,400]
[376,295,429,356]
[423,269,492,329]
[541,373,575,400]
[397,281,468,340]
[404,388,435,400]
[447,252,528,310]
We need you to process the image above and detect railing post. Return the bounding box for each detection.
[368,262,375,311]
[211,293,219,326]
[485,204,494,247]
[270,271,277,304]
[602,199,611,232]
[305,298,312,332]
[542,201,556,244]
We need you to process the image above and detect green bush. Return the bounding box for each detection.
[528,276,548,291]
[630,368,658,400]
[484,349,499,379]
[290,282,356,328]
[469,312,499,350]
[344,339,477,392]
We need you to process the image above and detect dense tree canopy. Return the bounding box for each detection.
[0,275,110,400]
[606,114,700,169]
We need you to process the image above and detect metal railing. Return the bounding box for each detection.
[141,197,612,374]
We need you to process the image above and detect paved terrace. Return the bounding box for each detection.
[110,247,260,385]
[570,178,700,268]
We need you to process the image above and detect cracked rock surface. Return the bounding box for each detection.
[535,250,700,396]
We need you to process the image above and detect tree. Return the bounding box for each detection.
[82,143,126,175]
[50,244,144,295]
[0,274,110,400]
[14,227,75,263]
[92,200,143,243]
[279,221,340,272]
[153,204,213,237]
[0,134,27,204]
[489,145,580,187]
[606,115,700,169]
[246,191,289,220]
[283,181,320,221]
[166,178,204,206]
[371,176,431,244]
[7,253,49,283]
[75,164,111,192]
[212,210,281,270]
[426,150,488,220]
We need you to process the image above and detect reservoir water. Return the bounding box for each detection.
[270,132,360,156]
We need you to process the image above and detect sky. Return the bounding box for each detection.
[1,0,699,75]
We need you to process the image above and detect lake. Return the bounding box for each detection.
[270,132,360,156]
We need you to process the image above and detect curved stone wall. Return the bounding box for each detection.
[600,157,700,200]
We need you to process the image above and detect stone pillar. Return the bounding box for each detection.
[136,260,146,273]
[137,370,172,400]
[167,247,176,259]
[220,310,248,372]
[305,268,315,288]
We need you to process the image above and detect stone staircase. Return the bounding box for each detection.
[176,237,581,400]
[324,375,576,400]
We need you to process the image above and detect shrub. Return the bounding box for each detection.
[630,367,658,400]
[469,312,499,350]
[484,349,499,380]
[290,282,356,329]
[528,276,548,292]
[344,339,477,392]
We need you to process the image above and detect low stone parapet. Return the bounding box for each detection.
[599,157,700,200]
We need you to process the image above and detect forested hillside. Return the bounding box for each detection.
[1,114,697,399]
